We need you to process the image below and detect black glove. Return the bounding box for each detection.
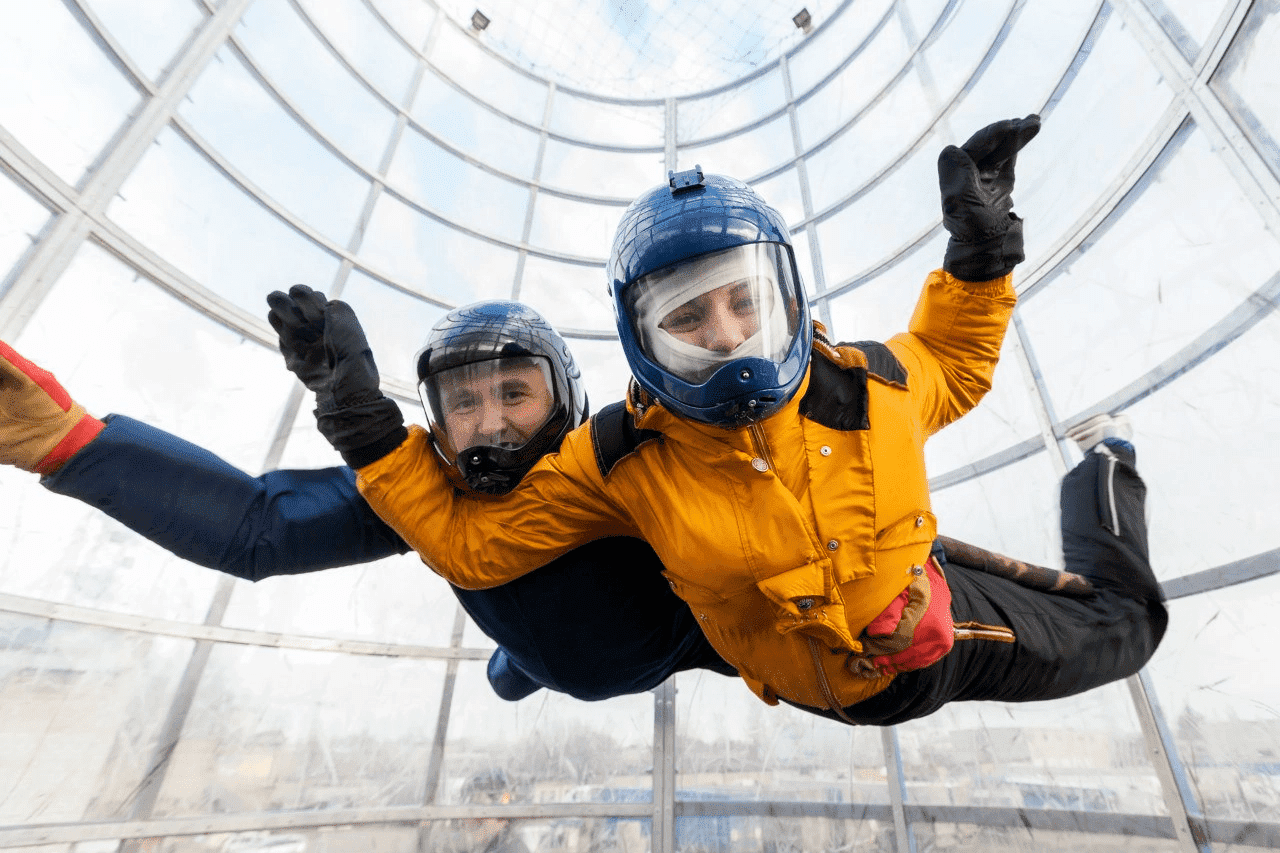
[313,300,406,468]
[266,288,406,468]
[938,114,1040,282]
[267,284,331,395]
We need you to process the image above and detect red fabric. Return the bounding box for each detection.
[872,557,954,675]
[0,341,73,411]
[866,588,909,636]
[35,413,105,475]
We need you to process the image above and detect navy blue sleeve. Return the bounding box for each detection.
[41,414,410,580]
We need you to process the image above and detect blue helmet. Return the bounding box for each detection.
[608,167,812,428]
[415,301,588,494]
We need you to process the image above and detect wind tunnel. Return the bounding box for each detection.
[2,0,1279,851]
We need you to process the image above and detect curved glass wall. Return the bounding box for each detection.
[1,0,1278,850]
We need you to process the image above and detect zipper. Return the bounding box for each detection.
[748,423,776,472]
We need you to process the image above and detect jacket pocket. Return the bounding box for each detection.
[875,510,937,552]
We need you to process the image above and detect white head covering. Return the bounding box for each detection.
[631,244,793,384]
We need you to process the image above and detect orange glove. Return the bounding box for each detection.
[0,341,104,474]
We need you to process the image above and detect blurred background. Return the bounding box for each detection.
[1,0,1278,850]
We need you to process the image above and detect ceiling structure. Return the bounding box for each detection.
[1,0,1279,851]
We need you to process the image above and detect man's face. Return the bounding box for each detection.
[658,280,762,353]
[435,359,555,456]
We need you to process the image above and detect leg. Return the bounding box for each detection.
[832,418,1168,724]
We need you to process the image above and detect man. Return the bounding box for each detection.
[298,116,1167,725]
[0,303,737,704]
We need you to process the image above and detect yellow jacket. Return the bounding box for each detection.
[357,269,1017,710]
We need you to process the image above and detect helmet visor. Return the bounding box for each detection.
[626,243,802,385]
[421,356,558,461]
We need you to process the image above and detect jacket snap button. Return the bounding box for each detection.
[827,539,839,551]
[820,445,832,456]
[915,515,925,527]
[912,565,924,576]
[698,613,707,620]
[796,597,814,610]
[669,580,676,590]
[751,457,769,472]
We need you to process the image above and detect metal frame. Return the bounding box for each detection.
[2,0,1279,849]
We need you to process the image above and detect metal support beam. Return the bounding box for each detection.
[0,0,254,340]
[652,678,677,853]
[881,726,917,853]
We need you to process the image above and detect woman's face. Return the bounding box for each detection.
[658,280,762,353]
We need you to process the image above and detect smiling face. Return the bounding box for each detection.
[432,358,555,457]
[658,280,762,353]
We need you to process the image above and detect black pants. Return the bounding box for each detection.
[802,444,1168,726]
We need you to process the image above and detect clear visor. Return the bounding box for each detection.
[627,243,801,385]
[420,356,558,460]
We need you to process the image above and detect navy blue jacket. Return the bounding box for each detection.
[43,415,734,700]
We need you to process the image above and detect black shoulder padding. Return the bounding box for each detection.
[590,401,663,478]
[800,354,870,431]
[844,340,907,386]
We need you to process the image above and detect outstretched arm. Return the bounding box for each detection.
[43,415,409,579]
[3,340,408,580]
[889,115,1039,431]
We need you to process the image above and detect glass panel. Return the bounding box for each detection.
[180,45,372,247]
[1017,12,1178,269]
[359,193,519,304]
[929,452,1062,569]
[788,0,895,96]
[811,127,944,285]
[1130,308,1280,577]
[560,336,632,412]
[752,165,804,226]
[526,193,622,260]
[933,2,1104,164]
[1020,124,1280,418]
[674,815,893,852]
[83,0,204,84]
[431,24,550,127]
[0,171,51,296]
[0,2,140,186]
[676,668,890,803]
[826,234,948,350]
[1147,0,1231,60]
[387,126,531,243]
[369,0,437,50]
[898,680,1164,816]
[411,69,544,179]
[337,270,449,387]
[678,112,795,181]
[1211,0,1280,183]
[913,820,1174,852]
[219,544,460,648]
[1,242,295,617]
[295,0,418,102]
[804,61,931,215]
[676,67,786,144]
[925,330,1046,478]
[548,90,664,147]
[518,255,613,333]
[795,11,912,151]
[149,645,448,816]
[237,0,400,169]
[439,662,653,801]
[539,137,665,198]
[107,127,341,317]
[0,615,194,823]
[1147,574,1280,824]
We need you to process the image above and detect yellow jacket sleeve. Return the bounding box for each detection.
[356,424,636,589]
[886,269,1017,435]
